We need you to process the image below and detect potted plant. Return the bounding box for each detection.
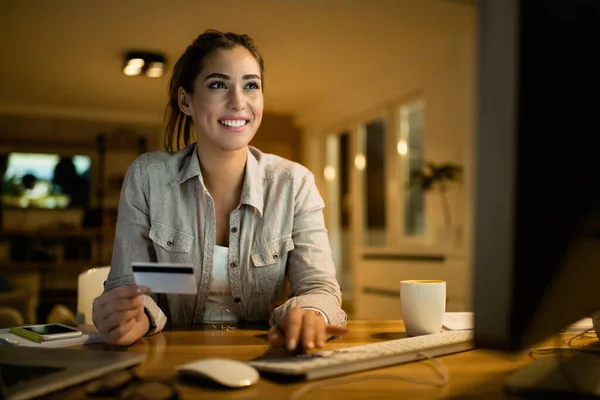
[408,162,463,247]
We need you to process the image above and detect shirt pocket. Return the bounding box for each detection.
[149,222,194,264]
[250,236,294,294]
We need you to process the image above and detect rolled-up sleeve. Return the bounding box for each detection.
[269,170,347,327]
[104,156,167,335]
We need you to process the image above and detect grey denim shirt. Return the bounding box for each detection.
[103,143,346,334]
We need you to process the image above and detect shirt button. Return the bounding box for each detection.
[234,297,241,303]
[230,262,237,268]
[273,253,279,259]
[167,240,174,246]
[231,227,238,233]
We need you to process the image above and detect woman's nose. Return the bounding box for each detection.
[228,88,245,111]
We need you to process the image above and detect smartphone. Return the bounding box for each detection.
[10,323,83,343]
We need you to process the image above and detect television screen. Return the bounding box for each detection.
[1,153,91,209]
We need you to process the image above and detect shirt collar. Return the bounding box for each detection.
[240,147,264,217]
[172,144,202,185]
[172,144,264,217]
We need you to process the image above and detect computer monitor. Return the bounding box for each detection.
[474,0,600,396]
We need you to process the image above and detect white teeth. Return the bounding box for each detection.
[219,120,247,128]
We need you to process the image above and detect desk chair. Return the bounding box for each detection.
[76,266,110,325]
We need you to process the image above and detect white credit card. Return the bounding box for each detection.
[132,262,198,294]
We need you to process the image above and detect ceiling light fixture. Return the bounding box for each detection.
[123,51,167,78]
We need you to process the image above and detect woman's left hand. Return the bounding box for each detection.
[268,307,349,351]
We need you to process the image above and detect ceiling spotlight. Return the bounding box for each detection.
[123,51,166,78]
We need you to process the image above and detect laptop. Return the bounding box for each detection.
[0,346,146,400]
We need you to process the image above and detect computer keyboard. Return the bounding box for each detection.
[249,330,474,380]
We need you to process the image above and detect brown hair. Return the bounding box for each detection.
[163,29,265,152]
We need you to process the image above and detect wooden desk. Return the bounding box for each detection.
[45,320,581,400]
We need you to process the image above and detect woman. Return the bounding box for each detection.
[92,30,348,350]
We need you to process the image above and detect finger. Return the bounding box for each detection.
[104,309,139,330]
[93,305,115,329]
[112,296,144,312]
[267,326,285,347]
[95,318,111,339]
[94,309,123,336]
[137,307,150,334]
[93,298,143,332]
[325,325,350,335]
[106,317,136,344]
[300,312,320,350]
[280,308,303,351]
[99,283,150,301]
[114,283,150,297]
[97,296,143,315]
[94,284,148,308]
[96,313,126,341]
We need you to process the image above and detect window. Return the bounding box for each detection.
[323,98,428,252]
[399,101,425,237]
[359,118,387,246]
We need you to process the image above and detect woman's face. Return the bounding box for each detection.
[179,46,264,153]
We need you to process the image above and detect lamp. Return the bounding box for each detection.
[123,51,166,78]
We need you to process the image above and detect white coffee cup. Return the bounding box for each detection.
[400,280,446,336]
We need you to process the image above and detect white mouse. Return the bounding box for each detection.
[176,358,260,388]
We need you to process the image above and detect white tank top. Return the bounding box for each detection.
[203,245,239,324]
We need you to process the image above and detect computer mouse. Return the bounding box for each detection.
[176,358,259,388]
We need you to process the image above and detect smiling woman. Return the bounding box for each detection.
[176,45,264,156]
[164,30,265,153]
[93,29,348,351]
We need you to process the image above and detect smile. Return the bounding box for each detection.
[219,119,248,128]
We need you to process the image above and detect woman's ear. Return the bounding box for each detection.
[178,87,193,116]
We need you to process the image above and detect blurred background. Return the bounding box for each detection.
[0,0,476,326]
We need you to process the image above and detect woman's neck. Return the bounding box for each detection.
[196,144,247,200]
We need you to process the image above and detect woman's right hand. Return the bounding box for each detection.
[92,284,150,346]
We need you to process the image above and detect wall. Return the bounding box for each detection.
[251,114,302,163]
[296,7,476,319]
[0,114,158,210]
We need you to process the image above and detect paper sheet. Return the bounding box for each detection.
[441,313,596,333]
[443,312,474,331]
[563,318,594,333]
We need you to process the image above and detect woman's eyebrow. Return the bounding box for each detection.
[204,73,261,81]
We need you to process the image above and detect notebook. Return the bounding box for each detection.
[0,328,103,348]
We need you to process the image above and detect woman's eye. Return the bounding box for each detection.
[208,81,227,89]
[245,82,261,90]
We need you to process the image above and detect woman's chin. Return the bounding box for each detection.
[216,140,252,152]
[218,134,256,151]
[196,129,256,153]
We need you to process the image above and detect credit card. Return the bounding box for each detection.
[132,262,197,294]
